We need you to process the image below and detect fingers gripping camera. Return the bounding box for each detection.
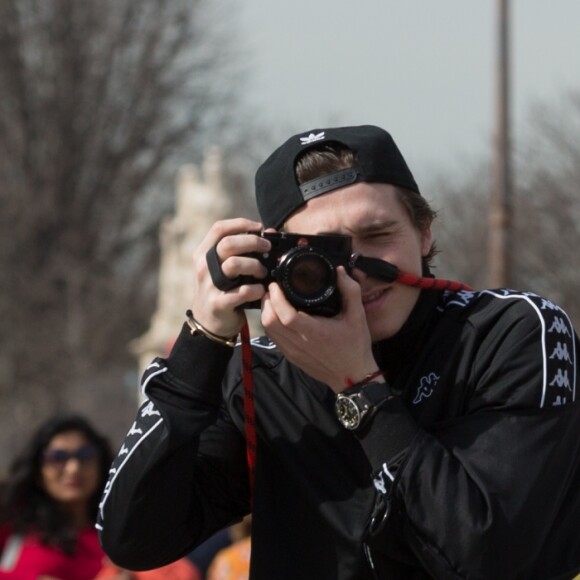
[206,232,353,317]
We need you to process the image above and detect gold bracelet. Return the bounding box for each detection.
[185,310,238,348]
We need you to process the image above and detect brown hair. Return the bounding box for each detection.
[294,143,438,267]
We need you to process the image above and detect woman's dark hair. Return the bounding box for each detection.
[0,413,113,555]
[294,143,438,267]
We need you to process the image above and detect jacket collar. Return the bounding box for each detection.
[372,288,441,385]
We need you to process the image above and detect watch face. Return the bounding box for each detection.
[335,394,363,430]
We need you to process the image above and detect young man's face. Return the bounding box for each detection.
[284,182,432,342]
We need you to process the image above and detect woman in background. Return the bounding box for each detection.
[0,413,113,579]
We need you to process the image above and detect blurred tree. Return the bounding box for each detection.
[430,165,491,291]
[0,0,254,467]
[512,91,580,324]
[434,90,580,326]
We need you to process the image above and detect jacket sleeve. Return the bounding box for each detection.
[97,324,250,571]
[359,294,580,579]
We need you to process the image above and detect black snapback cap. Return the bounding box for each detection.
[255,125,420,228]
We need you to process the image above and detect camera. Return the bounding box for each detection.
[245,231,352,316]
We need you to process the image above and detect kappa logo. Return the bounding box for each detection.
[549,341,573,363]
[141,400,161,417]
[540,298,562,312]
[444,289,476,308]
[299,131,325,145]
[549,368,572,392]
[248,336,277,350]
[127,422,143,437]
[548,316,571,336]
[373,462,395,495]
[413,372,440,405]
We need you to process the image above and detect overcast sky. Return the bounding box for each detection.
[236,1,580,187]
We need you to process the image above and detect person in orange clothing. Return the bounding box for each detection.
[206,517,252,580]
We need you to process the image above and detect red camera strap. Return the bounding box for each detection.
[240,320,256,508]
[240,272,473,504]
[395,272,472,293]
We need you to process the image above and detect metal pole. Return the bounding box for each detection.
[489,0,512,287]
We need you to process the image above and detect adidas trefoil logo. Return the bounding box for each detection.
[299,131,325,145]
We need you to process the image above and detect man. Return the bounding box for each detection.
[97,125,580,579]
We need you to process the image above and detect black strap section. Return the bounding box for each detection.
[300,167,360,201]
[355,381,395,435]
[206,244,242,292]
[360,381,394,405]
[351,254,399,282]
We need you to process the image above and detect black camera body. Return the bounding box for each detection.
[245,231,352,316]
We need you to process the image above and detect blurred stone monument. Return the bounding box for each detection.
[131,148,233,381]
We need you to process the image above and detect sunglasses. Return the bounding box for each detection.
[42,445,100,467]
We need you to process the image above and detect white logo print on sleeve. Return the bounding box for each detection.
[537,297,576,406]
[445,290,577,407]
[97,385,165,523]
[482,291,577,407]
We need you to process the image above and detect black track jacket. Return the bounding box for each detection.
[98,289,580,579]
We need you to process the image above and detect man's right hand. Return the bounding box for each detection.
[190,218,272,339]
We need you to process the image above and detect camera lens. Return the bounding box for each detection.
[287,254,331,296]
[276,248,336,307]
